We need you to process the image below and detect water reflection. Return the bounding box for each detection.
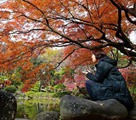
[16,99,60,120]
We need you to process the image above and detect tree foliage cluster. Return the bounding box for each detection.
[0,0,136,91]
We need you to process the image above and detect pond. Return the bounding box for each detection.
[15,98,60,120]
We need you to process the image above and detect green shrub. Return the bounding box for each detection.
[25,91,35,99]
[45,85,54,93]
[54,84,66,92]
[30,82,40,92]
[4,85,17,93]
[53,91,71,98]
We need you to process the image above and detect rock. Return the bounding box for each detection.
[128,105,136,120]
[34,111,60,120]
[60,95,128,120]
[0,90,17,120]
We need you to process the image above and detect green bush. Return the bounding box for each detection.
[25,91,35,99]
[4,85,17,93]
[53,91,71,98]
[54,84,66,92]
[30,82,40,92]
[54,84,66,89]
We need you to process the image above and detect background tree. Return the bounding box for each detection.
[0,0,136,90]
[0,0,135,64]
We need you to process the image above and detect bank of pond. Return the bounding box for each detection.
[15,92,61,120]
[16,98,60,119]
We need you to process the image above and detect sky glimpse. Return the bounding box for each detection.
[0,0,7,4]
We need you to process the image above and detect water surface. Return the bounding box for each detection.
[16,98,60,120]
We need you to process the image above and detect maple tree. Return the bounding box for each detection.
[0,0,135,62]
[0,0,136,91]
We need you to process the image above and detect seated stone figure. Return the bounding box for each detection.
[85,48,134,111]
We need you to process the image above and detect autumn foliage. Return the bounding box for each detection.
[0,0,136,91]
